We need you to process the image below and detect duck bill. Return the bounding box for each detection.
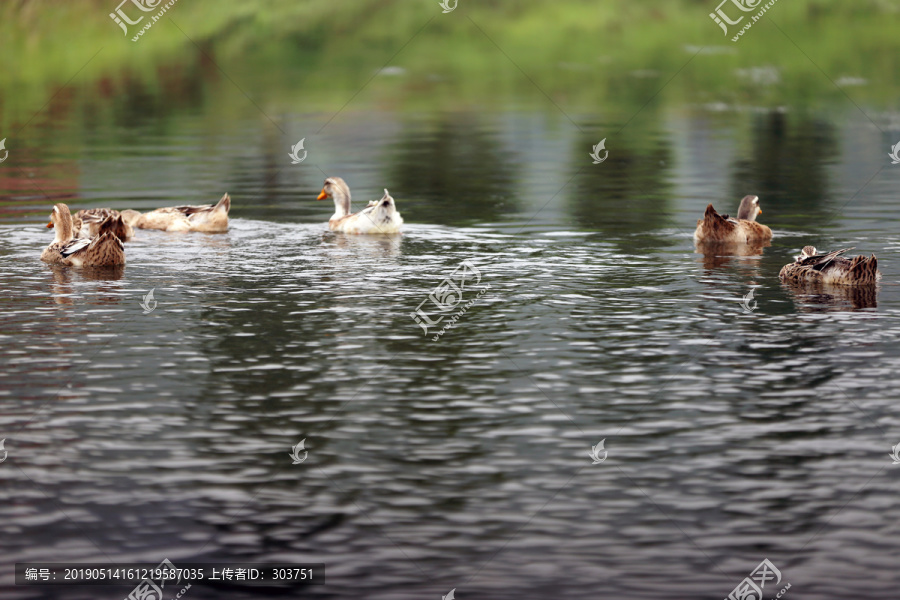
[46,222,54,228]
[757,208,762,214]
[316,189,328,201]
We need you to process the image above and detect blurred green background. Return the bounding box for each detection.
[0,0,898,229]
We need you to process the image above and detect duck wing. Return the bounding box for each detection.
[59,238,91,257]
[801,247,854,270]
[76,208,119,224]
[169,204,214,216]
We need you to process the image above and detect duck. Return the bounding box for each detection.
[693,195,773,243]
[779,246,881,286]
[125,193,230,232]
[41,203,126,267]
[73,208,135,241]
[316,177,403,234]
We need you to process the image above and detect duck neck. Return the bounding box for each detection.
[331,187,351,220]
[54,210,74,243]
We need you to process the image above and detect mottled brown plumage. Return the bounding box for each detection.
[693,196,773,243]
[74,208,135,241]
[779,246,881,286]
[41,203,125,267]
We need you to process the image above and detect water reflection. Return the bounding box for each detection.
[731,111,838,229]
[568,131,673,237]
[321,231,402,259]
[47,263,125,305]
[388,114,520,225]
[781,281,879,311]
[695,239,771,270]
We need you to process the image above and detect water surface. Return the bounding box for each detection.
[2,46,900,600]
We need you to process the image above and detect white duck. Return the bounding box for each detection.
[316,177,403,234]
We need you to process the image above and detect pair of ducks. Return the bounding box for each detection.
[42,178,403,267]
[41,194,231,266]
[694,196,881,286]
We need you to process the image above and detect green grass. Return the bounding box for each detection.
[1,0,899,132]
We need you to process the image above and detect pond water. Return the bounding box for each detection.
[2,58,900,600]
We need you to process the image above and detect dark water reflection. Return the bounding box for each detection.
[388,114,521,226]
[2,80,900,600]
[731,111,840,231]
[569,128,674,237]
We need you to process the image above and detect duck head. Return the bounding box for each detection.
[317,177,352,219]
[736,195,762,221]
[798,245,817,261]
[46,203,74,243]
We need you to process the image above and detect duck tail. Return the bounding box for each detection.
[696,204,733,237]
[96,214,117,236]
[214,193,231,214]
[97,214,129,242]
[89,231,126,265]
[849,254,880,284]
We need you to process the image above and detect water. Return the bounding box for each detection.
[3,101,900,600]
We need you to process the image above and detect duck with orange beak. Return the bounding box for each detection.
[316,177,403,234]
[41,203,126,266]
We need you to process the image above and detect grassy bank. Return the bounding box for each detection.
[1,0,899,132]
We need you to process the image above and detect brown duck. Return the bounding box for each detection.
[693,195,773,243]
[74,208,136,241]
[779,246,881,286]
[41,203,126,267]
